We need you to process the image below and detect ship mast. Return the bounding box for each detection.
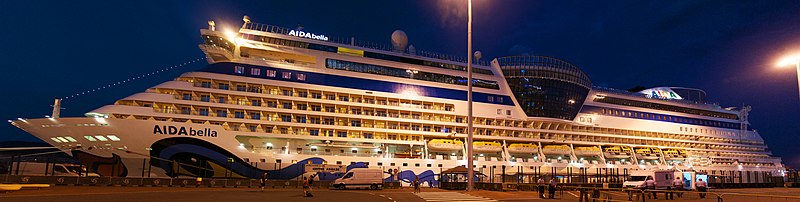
[51,97,62,118]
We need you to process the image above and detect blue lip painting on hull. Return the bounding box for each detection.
[150,138,327,179]
[385,170,438,187]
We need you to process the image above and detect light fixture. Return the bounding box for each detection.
[224,30,238,43]
[777,54,800,67]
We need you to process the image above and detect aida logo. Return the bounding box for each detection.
[288,30,329,41]
[153,125,218,137]
[650,90,680,99]
[639,87,683,100]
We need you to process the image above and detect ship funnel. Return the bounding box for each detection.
[51,97,62,118]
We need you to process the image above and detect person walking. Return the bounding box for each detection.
[412,176,420,193]
[548,178,557,199]
[260,172,268,192]
[645,176,657,199]
[308,174,316,191]
[303,177,313,197]
[671,176,684,199]
[195,176,202,188]
[696,178,707,199]
[537,178,545,198]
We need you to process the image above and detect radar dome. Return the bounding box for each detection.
[391,30,408,52]
[474,51,482,61]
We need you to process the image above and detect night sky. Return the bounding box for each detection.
[2,1,800,167]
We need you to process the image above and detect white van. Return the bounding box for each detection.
[333,168,383,190]
[623,170,652,188]
[623,169,679,189]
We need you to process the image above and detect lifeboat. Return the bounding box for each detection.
[427,139,463,152]
[663,148,688,160]
[542,145,571,156]
[574,146,602,157]
[472,141,503,153]
[603,146,632,159]
[634,147,662,160]
[508,143,539,154]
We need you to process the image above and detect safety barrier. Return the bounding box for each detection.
[2,175,400,190]
[1,175,268,188]
[563,186,800,202]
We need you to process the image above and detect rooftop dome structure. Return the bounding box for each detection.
[497,56,592,120]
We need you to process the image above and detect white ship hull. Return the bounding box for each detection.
[9,19,784,185]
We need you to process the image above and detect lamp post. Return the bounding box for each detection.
[466,0,475,192]
[778,55,800,103]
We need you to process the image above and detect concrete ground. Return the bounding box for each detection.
[2,186,800,202]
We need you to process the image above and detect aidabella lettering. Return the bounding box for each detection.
[153,125,218,137]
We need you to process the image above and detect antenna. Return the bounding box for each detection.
[51,97,63,118]
[242,16,251,28]
[207,21,216,31]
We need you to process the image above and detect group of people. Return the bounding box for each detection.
[642,176,708,200]
[536,178,559,199]
[411,176,422,193]
[259,172,317,197]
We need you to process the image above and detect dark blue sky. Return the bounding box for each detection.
[2,1,800,167]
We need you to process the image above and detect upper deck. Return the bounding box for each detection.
[239,22,493,69]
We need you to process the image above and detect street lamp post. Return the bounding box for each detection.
[794,61,800,102]
[466,0,474,192]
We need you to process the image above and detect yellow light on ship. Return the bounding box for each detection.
[224,30,238,43]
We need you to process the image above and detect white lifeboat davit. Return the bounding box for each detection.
[574,146,602,157]
[472,141,503,153]
[427,139,463,152]
[507,143,539,154]
[634,147,662,160]
[663,148,688,160]
[603,146,632,159]
[542,145,571,156]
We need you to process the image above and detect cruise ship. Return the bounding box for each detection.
[11,17,784,185]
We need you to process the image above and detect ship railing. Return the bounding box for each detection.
[238,54,314,68]
[182,84,458,113]
[200,44,233,53]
